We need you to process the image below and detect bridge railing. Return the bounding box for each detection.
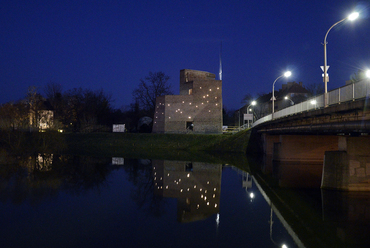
[252,79,370,127]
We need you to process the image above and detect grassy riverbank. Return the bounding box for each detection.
[63,129,256,166]
[65,130,251,154]
[1,129,256,168]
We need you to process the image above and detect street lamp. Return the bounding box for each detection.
[323,11,359,106]
[366,70,370,78]
[272,71,291,119]
[284,96,294,105]
[311,99,317,110]
[247,100,256,128]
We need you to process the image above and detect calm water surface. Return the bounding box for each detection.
[1,155,369,248]
[0,155,296,248]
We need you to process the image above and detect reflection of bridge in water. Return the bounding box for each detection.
[232,166,295,248]
[238,159,370,248]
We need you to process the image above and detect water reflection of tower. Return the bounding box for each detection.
[152,160,222,223]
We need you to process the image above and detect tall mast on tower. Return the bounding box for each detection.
[219,41,222,81]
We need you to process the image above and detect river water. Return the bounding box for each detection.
[0,154,369,248]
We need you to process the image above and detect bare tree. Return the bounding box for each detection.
[306,83,324,97]
[241,93,253,105]
[62,88,113,132]
[44,82,63,101]
[132,71,173,113]
[44,82,63,120]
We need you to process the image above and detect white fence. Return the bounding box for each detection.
[252,79,370,127]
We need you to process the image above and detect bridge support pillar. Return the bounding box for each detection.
[322,137,370,191]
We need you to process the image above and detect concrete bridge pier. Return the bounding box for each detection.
[322,136,370,191]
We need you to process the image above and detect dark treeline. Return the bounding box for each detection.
[1,84,158,134]
[0,84,119,132]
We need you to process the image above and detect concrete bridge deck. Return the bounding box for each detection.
[256,98,370,135]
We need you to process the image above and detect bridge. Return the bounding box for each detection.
[249,78,370,191]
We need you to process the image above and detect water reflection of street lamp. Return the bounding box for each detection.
[323,12,359,106]
[269,206,288,248]
[284,96,294,106]
[242,173,254,201]
[272,71,291,119]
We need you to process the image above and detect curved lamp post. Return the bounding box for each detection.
[284,96,294,105]
[323,12,359,106]
[272,71,291,119]
[247,100,256,128]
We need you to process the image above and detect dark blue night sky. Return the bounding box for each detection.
[1,0,369,110]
